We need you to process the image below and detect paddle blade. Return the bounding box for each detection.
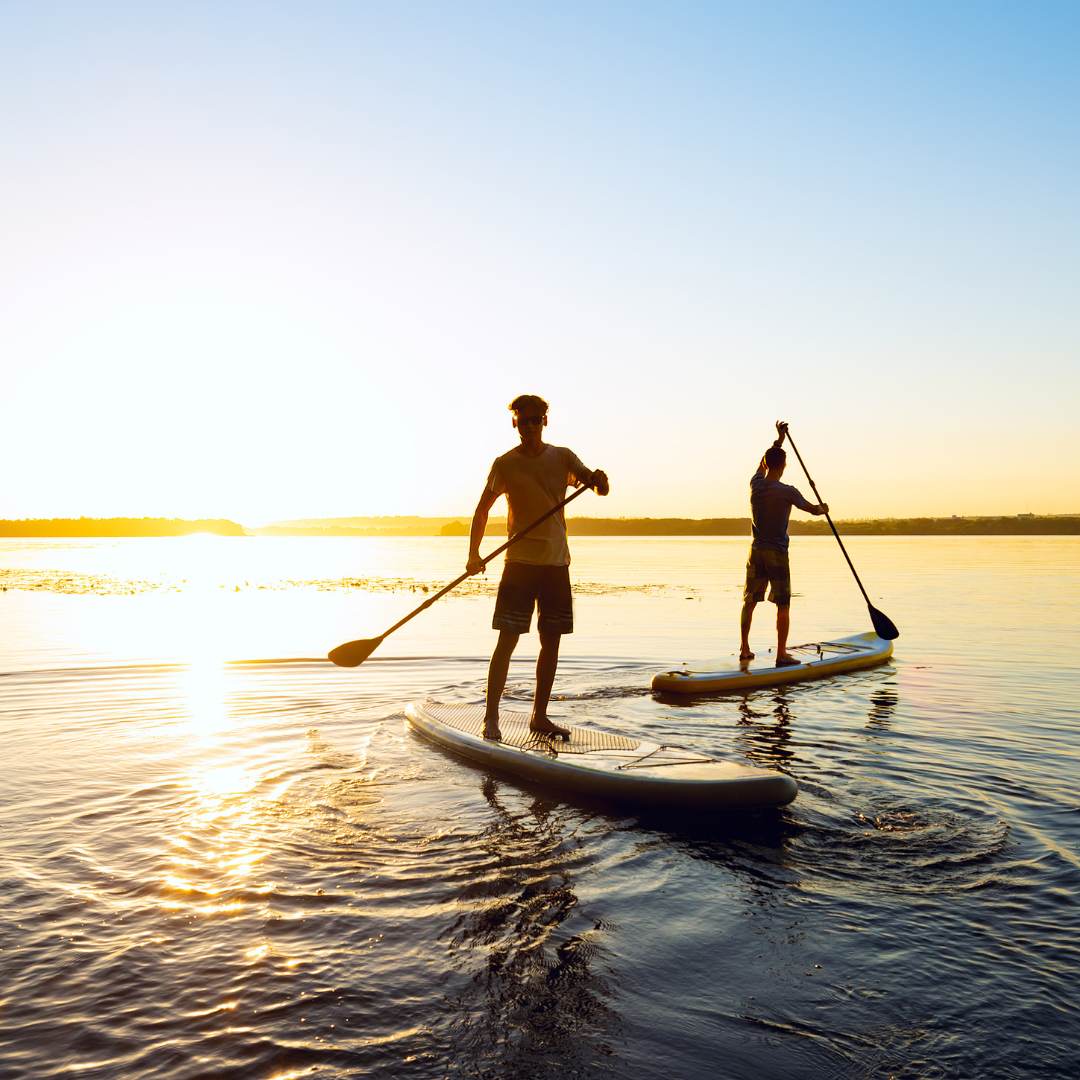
[328,636,384,667]
[869,605,899,641]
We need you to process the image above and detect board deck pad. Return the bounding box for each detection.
[406,700,799,808]
[427,702,641,754]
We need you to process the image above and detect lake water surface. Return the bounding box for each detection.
[2,536,1078,1078]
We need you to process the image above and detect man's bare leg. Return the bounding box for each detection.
[740,599,757,660]
[530,630,569,739]
[484,630,520,739]
[775,605,797,666]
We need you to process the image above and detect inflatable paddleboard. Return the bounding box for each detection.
[405,700,797,809]
[652,631,893,695]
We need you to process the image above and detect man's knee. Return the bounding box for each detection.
[538,630,562,651]
[494,630,520,655]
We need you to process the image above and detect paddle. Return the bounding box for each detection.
[784,428,900,641]
[328,484,593,667]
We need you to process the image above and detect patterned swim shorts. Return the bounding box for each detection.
[743,544,792,606]
[493,562,574,634]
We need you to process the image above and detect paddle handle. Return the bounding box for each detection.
[784,431,874,609]
[378,483,591,640]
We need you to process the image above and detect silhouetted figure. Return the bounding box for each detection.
[740,421,829,665]
[467,395,609,741]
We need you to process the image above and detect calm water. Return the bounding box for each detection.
[2,536,1078,1079]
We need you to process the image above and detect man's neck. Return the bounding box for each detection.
[517,438,547,457]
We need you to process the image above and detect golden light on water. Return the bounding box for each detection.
[149,596,295,962]
[180,658,230,738]
[193,764,257,798]
[158,742,270,917]
[158,607,272,912]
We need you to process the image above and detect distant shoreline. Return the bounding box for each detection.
[2,515,1079,537]
[0,518,246,538]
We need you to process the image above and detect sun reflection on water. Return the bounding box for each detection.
[160,760,271,913]
[180,658,230,738]
[158,648,276,919]
[193,764,257,798]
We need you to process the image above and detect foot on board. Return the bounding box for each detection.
[482,720,502,741]
[739,650,755,661]
[775,654,801,667]
[530,718,570,741]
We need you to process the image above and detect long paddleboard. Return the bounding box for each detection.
[405,699,797,809]
[652,631,893,695]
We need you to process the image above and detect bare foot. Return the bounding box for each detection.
[529,717,570,741]
[482,718,501,741]
[739,649,755,661]
[775,653,800,667]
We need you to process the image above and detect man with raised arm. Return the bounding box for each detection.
[740,420,829,666]
[467,394,609,741]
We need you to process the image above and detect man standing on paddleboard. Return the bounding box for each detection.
[740,420,829,666]
[467,394,609,741]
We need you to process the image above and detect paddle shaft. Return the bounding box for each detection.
[376,484,591,642]
[783,431,875,610]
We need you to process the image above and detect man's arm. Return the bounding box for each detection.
[788,488,829,516]
[467,486,500,574]
[568,450,609,496]
[585,468,609,496]
[755,420,788,476]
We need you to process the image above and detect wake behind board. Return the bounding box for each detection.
[405,700,797,809]
[652,631,893,695]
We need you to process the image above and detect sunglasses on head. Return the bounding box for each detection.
[516,414,545,426]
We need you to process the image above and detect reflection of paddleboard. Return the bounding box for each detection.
[652,631,893,695]
[405,700,797,809]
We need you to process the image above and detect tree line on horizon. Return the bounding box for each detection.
[568,515,1080,536]
[2,515,1077,537]
[0,518,246,537]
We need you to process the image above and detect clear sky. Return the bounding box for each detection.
[3,1,1077,523]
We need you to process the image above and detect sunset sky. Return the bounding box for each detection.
[3,2,1077,523]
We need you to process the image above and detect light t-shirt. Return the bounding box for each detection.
[486,444,590,565]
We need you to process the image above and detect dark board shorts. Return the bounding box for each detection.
[743,544,792,606]
[493,562,574,635]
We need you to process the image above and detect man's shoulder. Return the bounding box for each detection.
[492,445,533,469]
[518,443,578,463]
[751,474,799,497]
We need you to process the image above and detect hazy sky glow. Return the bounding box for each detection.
[3,1,1077,522]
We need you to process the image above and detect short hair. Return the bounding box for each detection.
[509,394,548,415]
[764,446,786,469]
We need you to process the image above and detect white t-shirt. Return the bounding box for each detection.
[486,444,590,565]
